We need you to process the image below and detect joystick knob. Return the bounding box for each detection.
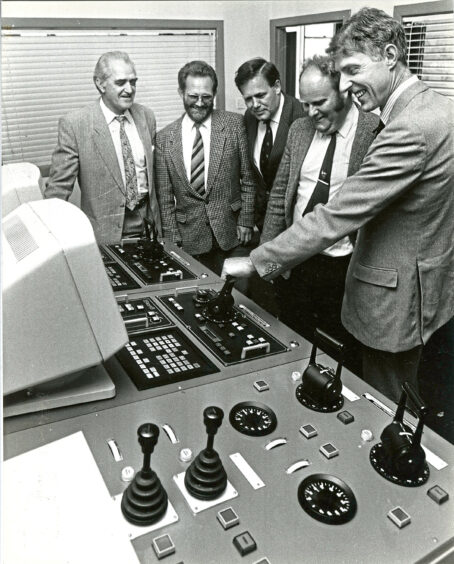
[202,276,236,323]
[184,406,227,500]
[121,423,168,526]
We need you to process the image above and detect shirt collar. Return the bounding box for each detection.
[336,102,358,139]
[270,93,284,125]
[99,97,133,125]
[380,75,419,124]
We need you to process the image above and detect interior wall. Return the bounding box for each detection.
[2,0,436,113]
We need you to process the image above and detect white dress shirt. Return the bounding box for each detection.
[100,98,148,196]
[293,103,360,257]
[253,93,284,172]
[380,74,419,124]
[182,113,212,190]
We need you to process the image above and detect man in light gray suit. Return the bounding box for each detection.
[223,8,454,403]
[45,51,161,244]
[261,56,378,369]
[155,60,255,276]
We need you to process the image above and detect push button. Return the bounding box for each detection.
[337,411,354,425]
[427,485,449,505]
[152,534,175,559]
[233,531,257,556]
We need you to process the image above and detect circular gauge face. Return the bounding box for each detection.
[229,401,277,436]
[298,474,357,525]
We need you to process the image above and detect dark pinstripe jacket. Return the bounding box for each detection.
[155,110,256,255]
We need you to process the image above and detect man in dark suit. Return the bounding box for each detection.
[45,51,161,244]
[223,8,454,403]
[234,58,305,232]
[155,60,256,276]
[261,56,378,369]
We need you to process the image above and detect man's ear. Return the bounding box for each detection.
[384,43,399,70]
[94,77,105,94]
[274,79,282,95]
[178,88,184,101]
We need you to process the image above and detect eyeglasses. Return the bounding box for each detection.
[186,94,214,104]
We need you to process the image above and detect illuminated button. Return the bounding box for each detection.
[427,485,449,505]
[179,447,193,462]
[217,506,239,530]
[337,411,354,425]
[387,507,411,529]
[320,443,339,459]
[233,531,257,556]
[291,371,302,382]
[152,534,175,559]
[299,424,317,439]
[121,466,135,482]
[361,429,374,442]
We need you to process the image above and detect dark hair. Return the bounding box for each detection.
[235,57,280,91]
[93,51,135,85]
[327,7,407,65]
[178,60,218,94]
[300,55,340,88]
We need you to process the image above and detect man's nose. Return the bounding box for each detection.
[308,104,318,118]
[124,81,133,94]
[195,96,204,107]
[252,97,261,109]
[339,74,351,94]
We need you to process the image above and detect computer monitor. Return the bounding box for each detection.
[2,162,44,218]
[2,198,128,417]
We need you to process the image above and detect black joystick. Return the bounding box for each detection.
[136,219,164,261]
[184,406,227,500]
[202,275,237,323]
[121,423,168,526]
[295,329,344,412]
[370,382,430,486]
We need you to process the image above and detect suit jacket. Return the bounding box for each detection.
[155,110,256,255]
[45,101,161,244]
[260,109,379,246]
[251,80,454,352]
[244,93,305,229]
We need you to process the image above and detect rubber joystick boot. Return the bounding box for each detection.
[121,423,168,526]
[184,406,227,500]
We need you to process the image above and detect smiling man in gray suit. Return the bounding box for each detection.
[223,8,454,403]
[261,55,378,369]
[155,60,255,276]
[45,51,161,244]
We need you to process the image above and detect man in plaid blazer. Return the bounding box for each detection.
[155,60,256,276]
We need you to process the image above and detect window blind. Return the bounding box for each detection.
[403,14,454,98]
[1,30,216,170]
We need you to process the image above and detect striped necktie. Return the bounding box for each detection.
[190,123,205,195]
[116,115,139,210]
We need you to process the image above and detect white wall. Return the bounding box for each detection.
[2,0,436,113]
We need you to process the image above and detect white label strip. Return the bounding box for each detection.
[422,446,448,471]
[230,452,265,490]
[342,385,360,402]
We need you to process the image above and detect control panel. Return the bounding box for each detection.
[4,357,453,564]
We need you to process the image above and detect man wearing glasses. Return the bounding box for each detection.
[155,60,256,276]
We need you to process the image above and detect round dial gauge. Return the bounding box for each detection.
[298,474,357,525]
[229,401,277,436]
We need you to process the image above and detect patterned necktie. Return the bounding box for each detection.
[260,120,273,189]
[116,115,139,210]
[190,123,205,195]
[303,133,337,216]
[374,119,385,137]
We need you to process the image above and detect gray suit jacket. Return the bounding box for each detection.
[245,93,305,229]
[155,110,256,255]
[251,80,454,352]
[260,109,379,246]
[45,101,161,244]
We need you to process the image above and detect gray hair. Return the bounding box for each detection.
[93,51,136,88]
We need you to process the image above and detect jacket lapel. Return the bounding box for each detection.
[206,110,226,195]
[348,110,373,175]
[168,116,193,191]
[92,102,124,190]
[286,121,315,220]
[269,94,291,170]
[130,104,153,184]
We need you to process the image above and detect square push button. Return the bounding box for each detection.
[152,534,176,559]
[233,531,257,556]
[300,424,317,439]
[320,443,339,459]
[254,380,269,392]
[387,507,411,529]
[427,485,449,505]
[337,411,354,425]
[217,507,239,530]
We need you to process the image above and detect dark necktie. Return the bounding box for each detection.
[116,115,139,210]
[303,133,337,216]
[374,119,385,137]
[190,123,205,195]
[260,120,273,189]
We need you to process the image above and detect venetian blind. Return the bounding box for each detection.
[403,13,454,98]
[1,30,216,171]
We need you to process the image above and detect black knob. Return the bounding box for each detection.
[204,406,224,436]
[138,423,159,454]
